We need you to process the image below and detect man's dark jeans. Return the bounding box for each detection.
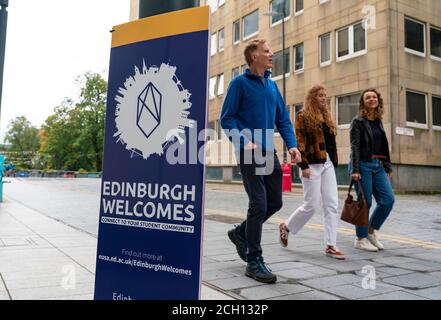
[236,150,283,261]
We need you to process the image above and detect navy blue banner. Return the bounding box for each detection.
[94,16,209,300]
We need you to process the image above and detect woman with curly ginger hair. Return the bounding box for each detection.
[349,88,394,252]
[278,85,345,260]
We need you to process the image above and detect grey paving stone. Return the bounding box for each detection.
[375,267,415,276]
[269,261,313,272]
[270,290,341,300]
[203,257,217,264]
[208,277,265,290]
[343,252,379,261]
[202,270,237,281]
[275,269,317,280]
[389,247,433,256]
[9,283,94,300]
[325,260,383,273]
[202,261,243,271]
[270,283,311,295]
[412,252,441,262]
[222,266,247,277]
[0,291,11,300]
[263,254,297,264]
[209,253,243,262]
[361,291,428,300]
[43,294,93,300]
[300,274,363,290]
[395,262,441,272]
[372,256,419,265]
[301,266,338,277]
[207,248,233,256]
[353,269,390,279]
[287,255,336,266]
[382,273,441,289]
[239,286,285,300]
[322,282,401,300]
[410,286,441,299]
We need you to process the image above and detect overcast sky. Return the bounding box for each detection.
[0,0,130,142]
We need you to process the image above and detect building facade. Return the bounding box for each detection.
[129,0,441,190]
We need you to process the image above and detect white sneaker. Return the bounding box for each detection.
[368,233,384,250]
[354,238,378,252]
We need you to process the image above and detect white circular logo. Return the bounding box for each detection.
[114,61,194,159]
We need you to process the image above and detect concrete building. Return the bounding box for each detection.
[129,0,441,190]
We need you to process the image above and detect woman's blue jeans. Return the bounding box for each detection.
[349,159,395,238]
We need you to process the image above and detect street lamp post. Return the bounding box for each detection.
[0,0,9,118]
[138,0,199,19]
[264,2,287,161]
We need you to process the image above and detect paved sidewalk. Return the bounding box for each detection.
[0,196,232,300]
[1,180,441,300]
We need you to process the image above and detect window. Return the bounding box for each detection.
[270,0,290,25]
[319,0,329,4]
[433,96,441,129]
[209,76,217,100]
[337,93,360,126]
[432,96,441,130]
[232,67,240,79]
[353,22,366,52]
[233,20,240,44]
[336,21,367,61]
[294,43,304,72]
[217,74,224,96]
[405,17,426,57]
[243,10,259,40]
[241,64,248,73]
[320,33,331,66]
[211,32,217,56]
[218,0,225,7]
[430,26,441,60]
[294,0,304,15]
[295,103,303,115]
[216,120,222,140]
[271,48,290,78]
[207,121,215,141]
[406,90,427,128]
[218,28,225,52]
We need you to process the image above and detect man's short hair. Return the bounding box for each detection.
[244,39,267,66]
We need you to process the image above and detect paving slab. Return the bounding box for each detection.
[300,274,363,290]
[208,276,265,291]
[410,286,441,299]
[270,290,341,300]
[382,273,441,289]
[361,291,429,300]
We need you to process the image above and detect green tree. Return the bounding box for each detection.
[4,116,40,153]
[74,72,107,172]
[40,101,82,170]
[40,73,107,171]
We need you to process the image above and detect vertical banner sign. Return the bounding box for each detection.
[94,6,210,300]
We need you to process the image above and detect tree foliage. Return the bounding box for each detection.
[4,116,40,153]
[40,73,107,171]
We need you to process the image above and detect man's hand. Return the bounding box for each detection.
[387,172,393,179]
[288,148,301,164]
[351,173,361,181]
[244,142,258,150]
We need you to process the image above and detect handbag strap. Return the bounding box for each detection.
[348,179,366,200]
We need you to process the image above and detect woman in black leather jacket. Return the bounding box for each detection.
[349,88,395,252]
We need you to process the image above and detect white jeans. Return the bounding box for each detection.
[286,155,339,246]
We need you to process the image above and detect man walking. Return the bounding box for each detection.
[220,39,301,283]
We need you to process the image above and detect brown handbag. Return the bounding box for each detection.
[341,180,369,227]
